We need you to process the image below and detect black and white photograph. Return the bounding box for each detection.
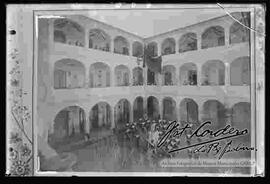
[6,3,265,176]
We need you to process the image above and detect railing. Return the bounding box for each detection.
[50,85,250,103]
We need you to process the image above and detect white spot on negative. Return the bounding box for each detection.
[115,3,122,9]
[131,3,136,8]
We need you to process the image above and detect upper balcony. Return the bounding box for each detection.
[51,42,138,67]
[51,18,144,67]
[161,42,250,65]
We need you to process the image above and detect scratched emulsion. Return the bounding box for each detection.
[37,10,252,174]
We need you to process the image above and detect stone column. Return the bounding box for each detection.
[38,116,50,143]
[197,63,202,86]
[84,28,89,49]
[143,96,148,116]
[98,104,102,127]
[224,102,232,126]
[159,100,163,120]
[85,111,90,134]
[130,106,134,122]
[157,41,161,56]
[74,108,80,134]
[48,118,54,135]
[174,36,179,54]
[111,37,114,53]
[176,105,180,122]
[225,62,230,86]
[85,67,89,88]
[176,67,180,86]
[225,26,230,46]
[197,30,202,50]
[68,110,73,136]
[48,19,54,52]
[129,66,132,86]
[130,41,133,56]
[158,72,163,86]
[144,67,148,85]
[111,107,115,129]
[198,103,204,124]
[110,67,115,87]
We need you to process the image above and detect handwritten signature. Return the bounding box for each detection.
[193,140,256,159]
[157,121,255,159]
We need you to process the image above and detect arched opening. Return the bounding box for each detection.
[161,38,176,55]
[132,67,143,86]
[230,56,250,86]
[180,98,198,124]
[201,60,225,86]
[230,12,250,44]
[54,18,85,47]
[147,96,159,120]
[54,30,66,43]
[133,96,144,121]
[48,106,86,148]
[201,26,225,49]
[89,62,110,88]
[163,97,176,121]
[89,102,112,132]
[178,33,197,53]
[114,65,130,86]
[162,65,176,86]
[202,100,226,130]
[89,29,111,52]
[114,36,129,55]
[114,99,130,130]
[54,59,85,89]
[231,102,251,143]
[147,42,158,57]
[132,41,143,57]
[179,63,197,85]
[147,68,157,85]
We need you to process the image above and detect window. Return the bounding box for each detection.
[179,33,197,53]
[188,70,197,85]
[161,38,176,55]
[89,29,111,52]
[202,26,225,49]
[54,70,67,89]
[54,18,85,47]
[54,30,66,43]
